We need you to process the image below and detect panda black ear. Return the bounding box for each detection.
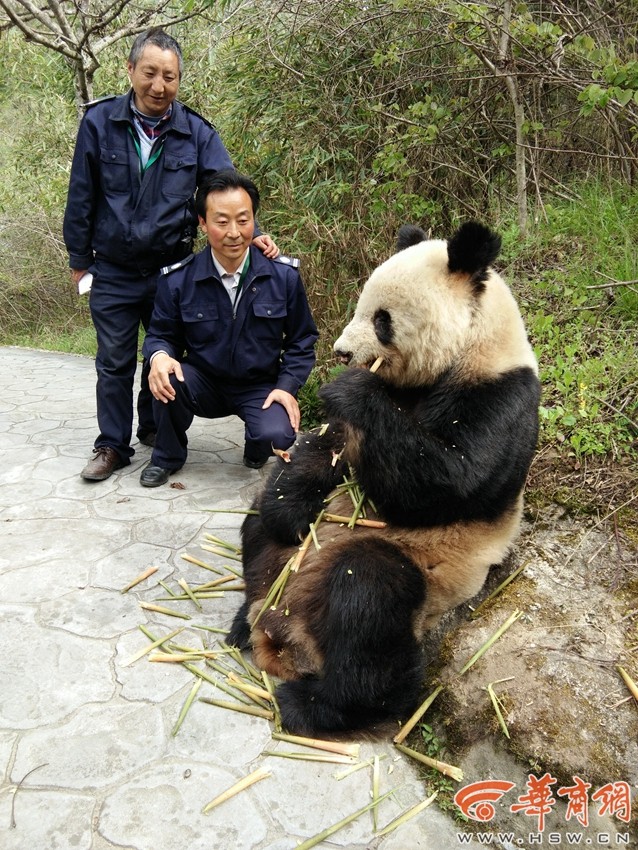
[447,222,502,279]
[396,224,427,252]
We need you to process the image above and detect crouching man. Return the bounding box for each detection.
[140,169,318,486]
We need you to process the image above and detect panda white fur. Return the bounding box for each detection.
[228,221,541,736]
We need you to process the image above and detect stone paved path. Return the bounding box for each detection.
[0,347,460,850]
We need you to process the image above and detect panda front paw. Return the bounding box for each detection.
[227,602,252,649]
[255,425,348,545]
[258,495,317,545]
[319,369,383,424]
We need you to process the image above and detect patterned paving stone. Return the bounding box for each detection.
[0,348,452,850]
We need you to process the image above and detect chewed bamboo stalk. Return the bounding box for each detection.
[200,544,242,562]
[348,487,368,528]
[458,609,522,676]
[395,743,463,782]
[333,754,387,781]
[156,592,226,601]
[486,678,514,739]
[178,578,203,610]
[227,672,273,705]
[194,575,237,590]
[376,790,438,836]
[252,554,296,626]
[271,732,359,758]
[369,356,384,373]
[171,678,201,736]
[199,660,256,705]
[470,560,529,619]
[181,553,223,574]
[199,697,274,720]
[342,473,363,512]
[120,565,158,593]
[294,789,395,850]
[139,601,191,620]
[261,671,282,732]
[323,513,386,528]
[202,767,271,813]
[262,751,357,765]
[617,665,638,704]
[199,670,254,705]
[139,625,159,642]
[223,643,263,684]
[393,684,444,744]
[158,580,178,597]
[291,531,313,572]
[203,533,241,554]
[309,510,324,551]
[191,624,229,635]
[372,755,380,831]
[121,627,184,667]
[195,548,243,577]
[149,651,218,662]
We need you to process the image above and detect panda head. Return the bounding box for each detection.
[333,221,535,387]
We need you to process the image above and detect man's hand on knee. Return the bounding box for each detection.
[148,353,184,403]
[262,389,300,433]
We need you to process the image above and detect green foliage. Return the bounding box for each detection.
[298,369,325,432]
[0,33,77,214]
[416,722,464,818]
[0,1,636,465]
[579,57,638,114]
[505,182,637,460]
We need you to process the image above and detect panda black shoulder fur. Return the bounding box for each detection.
[229,221,541,737]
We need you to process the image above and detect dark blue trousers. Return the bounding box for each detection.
[89,260,158,460]
[150,364,296,469]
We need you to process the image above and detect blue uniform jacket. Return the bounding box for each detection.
[63,92,234,271]
[143,246,318,395]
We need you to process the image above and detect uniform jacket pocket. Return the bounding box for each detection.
[163,152,198,199]
[100,147,130,194]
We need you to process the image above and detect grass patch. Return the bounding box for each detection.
[502,181,637,461]
[2,324,96,357]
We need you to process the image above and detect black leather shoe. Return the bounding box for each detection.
[243,454,269,470]
[81,447,127,481]
[140,464,180,487]
[137,431,156,448]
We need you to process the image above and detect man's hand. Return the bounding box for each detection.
[148,352,184,403]
[71,269,88,286]
[252,234,279,259]
[263,389,300,432]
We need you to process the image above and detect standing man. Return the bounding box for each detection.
[140,169,318,486]
[63,27,278,481]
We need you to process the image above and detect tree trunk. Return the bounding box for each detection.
[498,0,528,237]
[71,58,93,121]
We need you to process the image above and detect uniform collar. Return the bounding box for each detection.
[109,91,191,135]
[193,244,271,284]
[210,247,250,280]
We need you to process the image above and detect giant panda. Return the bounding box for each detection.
[228,221,541,737]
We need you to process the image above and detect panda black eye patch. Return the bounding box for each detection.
[373,309,394,345]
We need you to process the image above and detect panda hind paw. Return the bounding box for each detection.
[277,679,350,736]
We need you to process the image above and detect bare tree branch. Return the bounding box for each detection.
[0,0,210,114]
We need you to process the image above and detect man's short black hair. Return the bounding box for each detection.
[195,169,261,219]
[129,28,183,76]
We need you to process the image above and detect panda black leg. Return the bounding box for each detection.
[227,600,251,649]
[277,540,427,736]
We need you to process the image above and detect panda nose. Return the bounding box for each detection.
[335,350,352,365]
